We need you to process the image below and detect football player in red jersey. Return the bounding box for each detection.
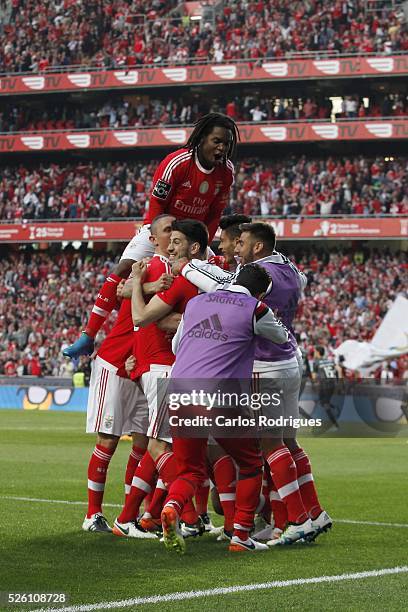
[63,113,239,359]
[82,215,174,535]
[112,219,208,537]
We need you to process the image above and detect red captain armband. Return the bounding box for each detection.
[208,255,230,271]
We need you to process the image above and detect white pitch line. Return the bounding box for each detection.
[29,566,408,612]
[1,426,81,431]
[0,495,122,508]
[1,496,408,528]
[335,518,408,529]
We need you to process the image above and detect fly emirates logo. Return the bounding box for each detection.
[174,196,209,216]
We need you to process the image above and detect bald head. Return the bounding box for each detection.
[149,214,175,257]
[150,214,175,236]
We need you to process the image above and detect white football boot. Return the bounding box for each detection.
[112,518,157,539]
[82,513,112,533]
[268,518,314,546]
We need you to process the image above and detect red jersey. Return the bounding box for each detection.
[133,254,172,378]
[133,270,198,378]
[144,148,234,241]
[208,254,231,271]
[97,297,133,376]
[156,275,198,316]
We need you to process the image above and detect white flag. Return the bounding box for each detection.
[334,295,408,373]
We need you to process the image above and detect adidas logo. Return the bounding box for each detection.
[187,315,228,342]
[181,180,191,188]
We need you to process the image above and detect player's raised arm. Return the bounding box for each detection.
[181,259,235,292]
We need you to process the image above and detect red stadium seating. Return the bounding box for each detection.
[0,1,406,73]
[0,156,406,221]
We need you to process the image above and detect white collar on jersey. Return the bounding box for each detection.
[195,151,215,174]
[253,251,286,265]
[153,253,170,263]
[220,284,251,296]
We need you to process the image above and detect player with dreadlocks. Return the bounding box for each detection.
[64,113,239,359]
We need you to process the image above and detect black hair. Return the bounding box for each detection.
[171,219,208,255]
[235,263,271,297]
[185,112,240,161]
[239,222,276,252]
[150,213,175,235]
[316,345,325,357]
[219,214,252,239]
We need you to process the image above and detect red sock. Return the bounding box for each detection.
[181,499,199,524]
[213,455,236,532]
[165,478,196,515]
[269,480,288,530]
[124,446,145,497]
[258,474,271,523]
[195,478,210,515]
[87,444,114,518]
[146,479,167,518]
[233,469,263,540]
[266,445,308,524]
[85,273,121,338]
[155,451,178,487]
[291,447,323,519]
[143,490,154,513]
[118,451,156,523]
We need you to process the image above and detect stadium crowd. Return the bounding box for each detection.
[295,249,408,375]
[0,0,407,74]
[0,248,115,378]
[1,93,407,134]
[1,155,406,221]
[0,247,406,380]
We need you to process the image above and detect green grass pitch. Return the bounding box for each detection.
[0,409,407,611]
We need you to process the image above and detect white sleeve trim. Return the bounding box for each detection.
[181,259,236,293]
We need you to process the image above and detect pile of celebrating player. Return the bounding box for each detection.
[65,113,332,553]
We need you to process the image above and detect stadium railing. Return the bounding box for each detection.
[1,51,407,76]
[0,214,406,225]
[0,116,406,136]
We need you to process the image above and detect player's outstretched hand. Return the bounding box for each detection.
[116,279,126,299]
[125,355,136,376]
[132,260,147,280]
[120,277,134,299]
[171,257,189,276]
[154,273,173,292]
